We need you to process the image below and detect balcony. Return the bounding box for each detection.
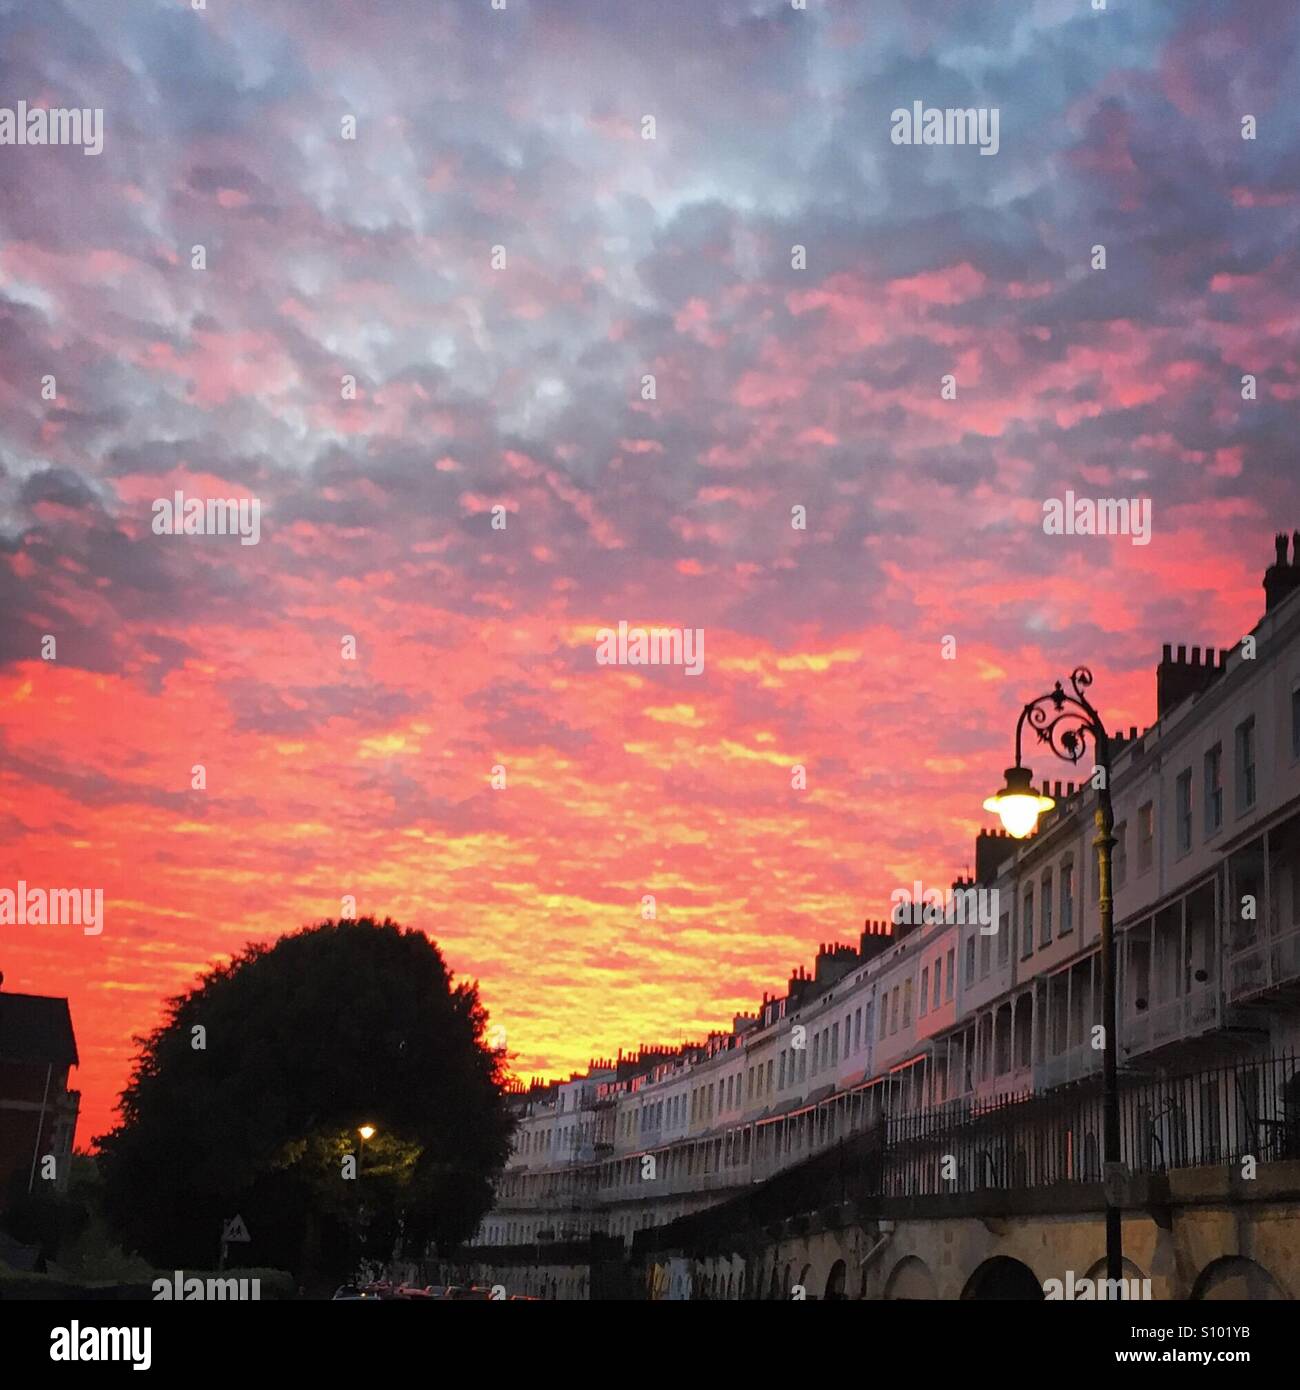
[1122,983,1219,1059]
[1226,923,1300,1004]
[1033,1040,1101,1090]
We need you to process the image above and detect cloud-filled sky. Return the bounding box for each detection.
[2,0,1299,1141]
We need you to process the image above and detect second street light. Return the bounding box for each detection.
[983,666,1124,1286]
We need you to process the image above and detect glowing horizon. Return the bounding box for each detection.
[2,0,1299,1143]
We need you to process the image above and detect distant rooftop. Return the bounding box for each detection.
[0,991,79,1068]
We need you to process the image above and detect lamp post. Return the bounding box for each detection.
[982,666,1123,1285]
[357,1125,376,1280]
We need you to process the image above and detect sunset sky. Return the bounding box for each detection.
[3,0,1300,1143]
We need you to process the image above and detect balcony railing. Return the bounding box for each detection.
[1122,983,1219,1057]
[1033,1040,1101,1091]
[1227,922,1300,1003]
[876,1050,1300,1199]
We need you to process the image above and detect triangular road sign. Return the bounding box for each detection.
[222,1215,251,1243]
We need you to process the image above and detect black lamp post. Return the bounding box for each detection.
[982,666,1122,1285]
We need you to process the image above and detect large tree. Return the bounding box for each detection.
[96,917,514,1278]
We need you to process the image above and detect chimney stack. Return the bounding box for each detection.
[1264,530,1300,614]
[1157,641,1226,718]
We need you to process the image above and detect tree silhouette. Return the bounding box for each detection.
[96,917,514,1278]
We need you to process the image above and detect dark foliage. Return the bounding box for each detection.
[96,917,514,1276]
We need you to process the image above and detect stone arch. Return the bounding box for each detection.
[1081,1255,1149,1299]
[884,1254,939,1300]
[797,1262,813,1298]
[961,1256,1044,1301]
[824,1259,847,1301]
[1191,1255,1288,1301]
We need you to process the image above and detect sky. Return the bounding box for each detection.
[2,0,1300,1144]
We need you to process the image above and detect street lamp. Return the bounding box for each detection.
[984,666,1123,1285]
[356,1125,376,1281]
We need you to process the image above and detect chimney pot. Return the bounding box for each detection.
[1162,643,1172,662]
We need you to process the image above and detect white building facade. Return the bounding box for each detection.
[473,535,1300,1258]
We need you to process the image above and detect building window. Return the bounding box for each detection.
[1203,744,1222,834]
[920,967,930,1017]
[1041,872,1053,946]
[766,1060,774,1092]
[1060,863,1074,935]
[1175,769,1193,854]
[830,1025,839,1065]
[879,997,888,1039]
[1293,686,1300,760]
[998,909,1010,962]
[890,987,900,1034]
[945,949,955,1001]
[902,981,912,1029]
[1114,822,1128,887]
[1021,889,1034,958]
[854,1007,862,1049]
[965,934,976,985]
[1235,716,1256,813]
[980,929,991,979]
[1137,801,1154,872]
[933,961,942,1008]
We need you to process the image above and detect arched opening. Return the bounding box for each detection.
[768,1264,780,1300]
[1081,1255,1149,1300]
[1192,1256,1288,1301]
[797,1262,813,1298]
[884,1255,939,1300]
[824,1259,847,1301]
[961,1256,1043,1301]
[782,1262,792,1298]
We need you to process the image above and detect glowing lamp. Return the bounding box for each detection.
[983,765,1054,838]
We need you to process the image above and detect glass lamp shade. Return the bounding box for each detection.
[983,765,1055,838]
